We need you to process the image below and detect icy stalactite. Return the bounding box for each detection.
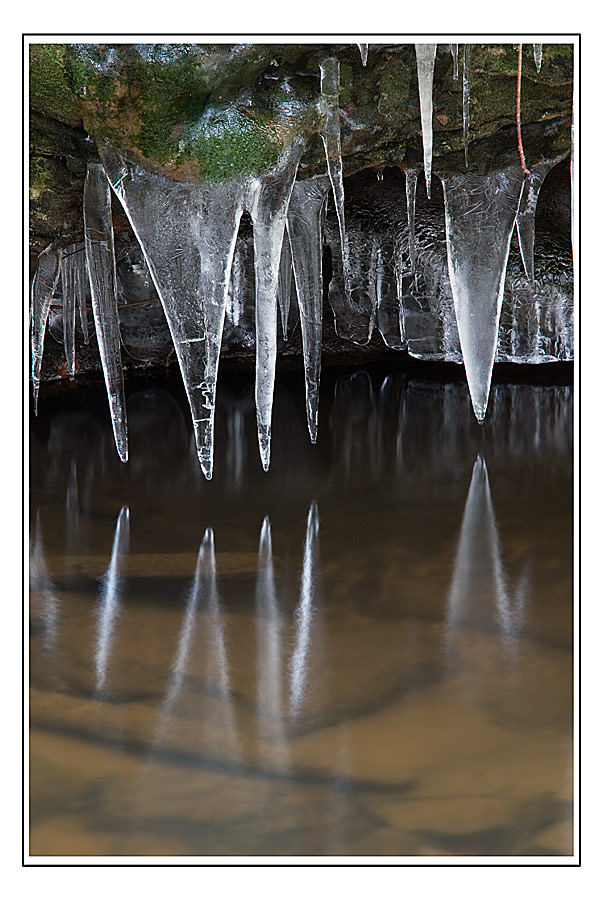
[289,502,319,718]
[414,44,437,199]
[100,146,246,479]
[30,245,62,414]
[441,166,526,422]
[84,161,128,463]
[463,44,472,166]
[375,241,405,349]
[533,43,543,73]
[248,137,306,471]
[515,161,556,283]
[405,168,419,273]
[320,58,348,289]
[277,233,293,340]
[451,43,459,80]
[357,43,369,66]
[60,252,77,378]
[94,506,129,693]
[286,174,330,442]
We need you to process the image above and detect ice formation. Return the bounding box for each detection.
[320,58,348,288]
[441,167,526,421]
[515,160,557,283]
[405,168,418,273]
[414,44,437,199]
[30,245,62,414]
[463,44,472,165]
[84,161,128,462]
[357,43,369,66]
[533,43,543,73]
[451,43,459,80]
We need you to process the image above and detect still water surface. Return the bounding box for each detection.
[29,369,573,857]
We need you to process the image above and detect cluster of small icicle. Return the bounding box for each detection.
[31,42,561,478]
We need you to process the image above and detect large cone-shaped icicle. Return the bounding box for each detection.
[441,167,526,422]
[414,44,437,199]
[357,43,369,66]
[248,138,305,471]
[320,58,348,288]
[463,44,472,166]
[515,161,556,283]
[99,147,245,479]
[30,245,62,414]
[83,162,128,462]
[286,174,330,443]
[289,501,320,717]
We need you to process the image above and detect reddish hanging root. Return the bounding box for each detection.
[516,43,530,175]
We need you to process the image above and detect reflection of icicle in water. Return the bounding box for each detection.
[249,138,306,471]
[441,167,525,421]
[320,58,348,288]
[405,168,418,272]
[30,245,62,414]
[289,502,320,717]
[446,457,527,659]
[94,506,129,693]
[84,162,128,463]
[287,175,330,442]
[515,161,556,283]
[533,43,543,73]
[30,511,61,653]
[100,146,246,479]
[357,43,369,66]
[463,44,472,166]
[255,518,288,768]
[451,43,459,80]
[414,44,437,199]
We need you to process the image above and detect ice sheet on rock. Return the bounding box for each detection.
[533,43,543,73]
[320,58,348,289]
[325,207,375,345]
[515,161,556,283]
[289,502,320,717]
[286,174,330,442]
[451,43,459,80]
[463,44,472,166]
[248,137,305,471]
[441,166,526,421]
[84,161,128,462]
[414,44,437,199]
[30,245,62,414]
[405,168,419,273]
[100,146,245,479]
[375,241,405,349]
[357,43,369,66]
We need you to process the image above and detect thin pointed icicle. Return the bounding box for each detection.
[320,58,348,289]
[515,162,554,283]
[533,43,543,73]
[286,174,330,443]
[357,43,369,66]
[414,44,437,199]
[463,44,472,166]
[60,251,78,378]
[451,43,459,80]
[441,167,525,422]
[249,138,305,471]
[289,502,320,717]
[30,245,62,414]
[84,161,128,463]
[99,146,245,479]
[277,234,293,340]
[405,168,418,272]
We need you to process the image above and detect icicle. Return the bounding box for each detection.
[320,58,348,288]
[357,43,369,66]
[451,43,459,80]
[441,167,526,422]
[95,506,129,692]
[414,44,437,200]
[99,146,245,479]
[248,138,305,471]
[515,162,555,283]
[60,251,78,378]
[405,168,418,272]
[277,233,293,340]
[375,241,405,349]
[375,166,384,181]
[83,161,128,463]
[533,43,543,73]
[286,175,330,443]
[289,502,319,717]
[30,245,62,414]
[463,44,472,166]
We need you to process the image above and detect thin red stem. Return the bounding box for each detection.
[517,43,530,175]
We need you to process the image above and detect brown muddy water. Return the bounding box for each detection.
[29,367,574,858]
